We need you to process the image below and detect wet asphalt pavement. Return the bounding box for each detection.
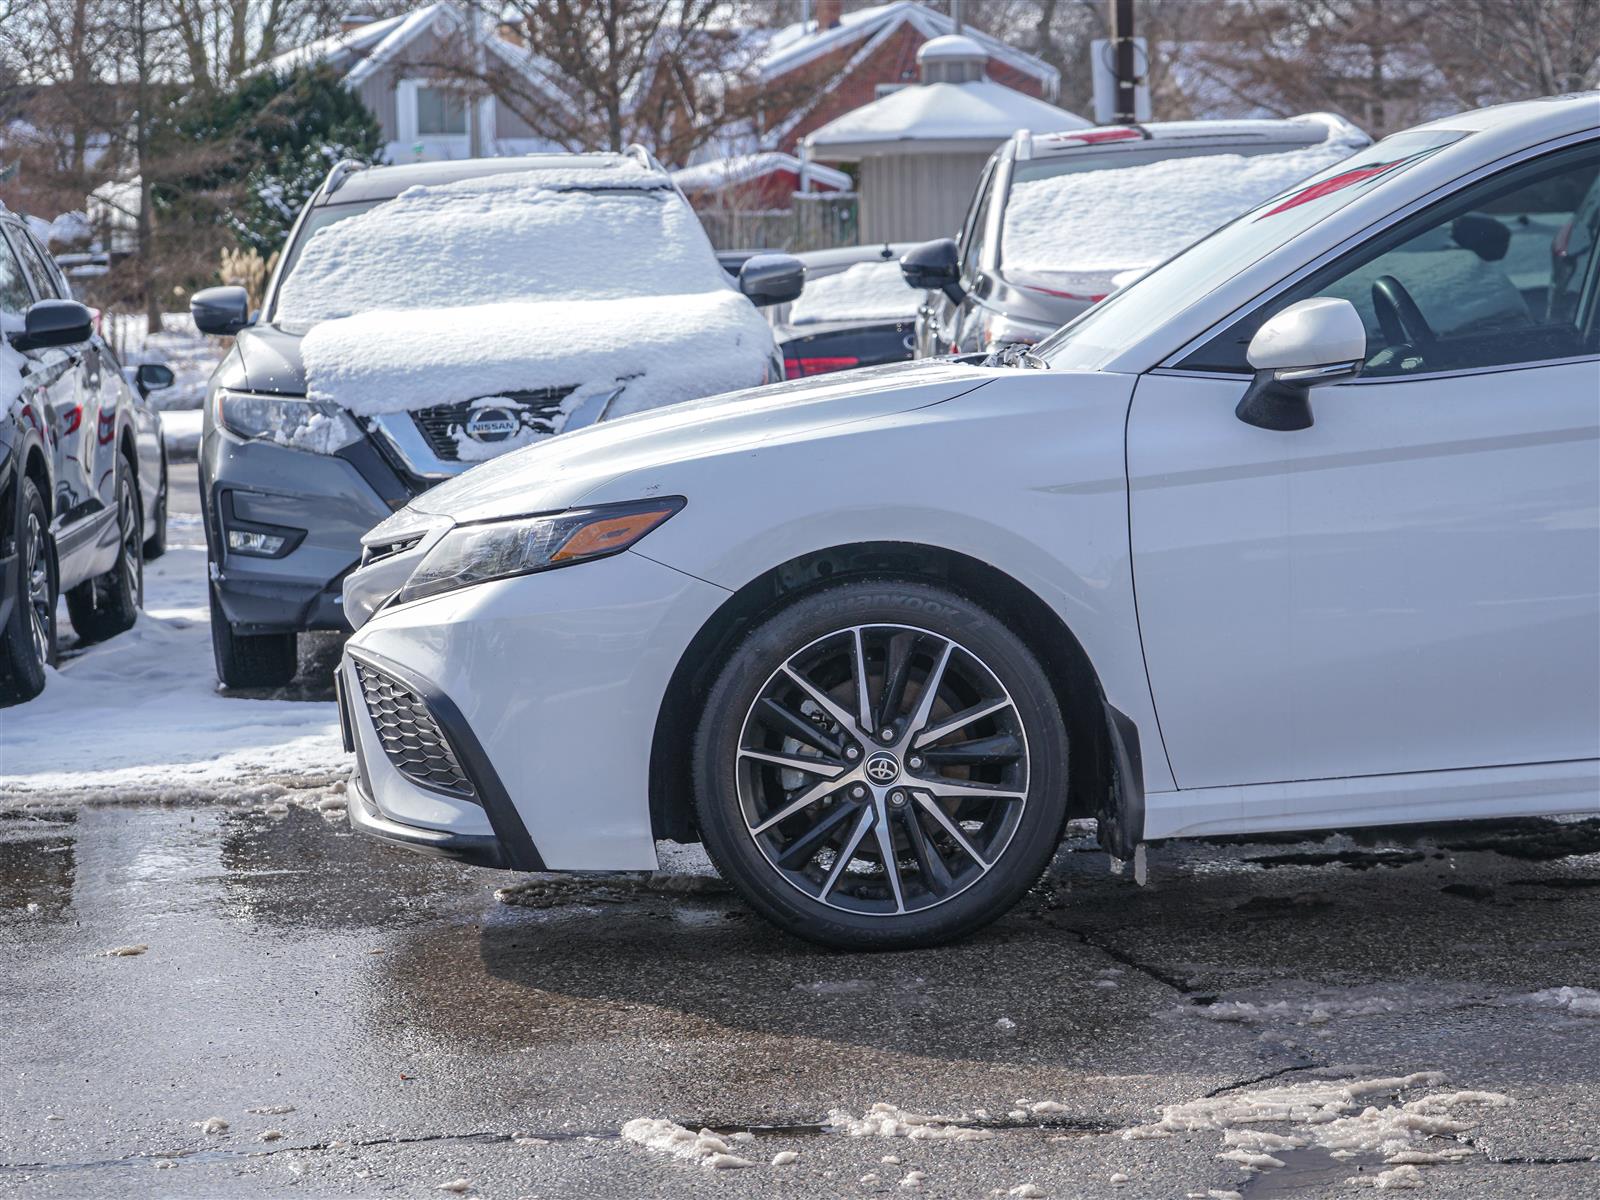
[5,463,1597,1197]
[3,802,1599,1199]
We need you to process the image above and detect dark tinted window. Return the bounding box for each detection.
[13,231,61,299]
[0,228,35,317]
[1181,141,1600,377]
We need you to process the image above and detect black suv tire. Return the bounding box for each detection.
[65,466,142,644]
[0,476,57,704]
[209,582,297,689]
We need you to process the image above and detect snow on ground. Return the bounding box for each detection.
[788,261,919,325]
[106,311,225,413]
[276,167,772,435]
[1123,1070,1509,1182]
[0,532,344,807]
[1002,142,1359,280]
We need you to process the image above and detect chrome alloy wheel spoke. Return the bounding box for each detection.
[738,623,1029,918]
[25,513,48,665]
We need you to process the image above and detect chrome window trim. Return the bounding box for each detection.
[1148,352,1600,387]
[1157,129,1600,372]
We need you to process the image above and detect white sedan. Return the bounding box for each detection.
[337,95,1599,949]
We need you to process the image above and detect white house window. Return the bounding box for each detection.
[416,86,468,136]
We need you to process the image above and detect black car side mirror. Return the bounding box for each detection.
[10,299,94,352]
[190,285,252,336]
[135,362,176,399]
[900,239,964,305]
[738,254,806,307]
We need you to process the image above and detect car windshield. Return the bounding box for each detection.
[271,176,728,331]
[1000,140,1361,283]
[1036,128,1471,370]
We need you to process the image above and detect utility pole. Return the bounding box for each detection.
[951,0,963,33]
[466,0,486,158]
[1111,0,1137,124]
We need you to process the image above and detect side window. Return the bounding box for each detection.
[14,232,62,300]
[1182,142,1600,378]
[957,164,996,284]
[0,228,36,320]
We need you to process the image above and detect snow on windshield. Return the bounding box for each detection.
[788,261,919,325]
[275,170,730,325]
[1001,143,1359,278]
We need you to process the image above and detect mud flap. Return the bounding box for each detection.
[1096,704,1146,863]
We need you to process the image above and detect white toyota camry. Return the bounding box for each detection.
[337,95,1599,950]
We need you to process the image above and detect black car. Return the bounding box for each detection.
[756,244,919,378]
[0,202,170,703]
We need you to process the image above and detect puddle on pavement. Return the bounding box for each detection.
[1240,1146,1389,1196]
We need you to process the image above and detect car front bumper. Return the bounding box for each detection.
[338,549,730,872]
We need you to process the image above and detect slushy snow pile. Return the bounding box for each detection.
[1125,1070,1509,1180]
[277,169,772,430]
[788,261,918,325]
[0,544,344,804]
[1001,142,1358,282]
[828,1103,995,1141]
[621,1118,755,1169]
[1522,986,1600,1016]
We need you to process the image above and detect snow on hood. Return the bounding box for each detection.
[396,359,990,524]
[1002,142,1361,278]
[274,164,775,436]
[299,290,774,419]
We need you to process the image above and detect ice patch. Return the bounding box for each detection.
[1347,1164,1425,1189]
[620,1118,756,1168]
[1522,986,1600,1017]
[103,944,148,957]
[436,1180,472,1193]
[827,1103,995,1142]
[193,1116,229,1134]
[771,1150,799,1165]
[1127,1072,1506,1185]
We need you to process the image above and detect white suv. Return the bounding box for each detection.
[336,95,1599,949]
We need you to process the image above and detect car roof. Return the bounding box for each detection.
[319,152,670,205]
[1016,114,1367,163]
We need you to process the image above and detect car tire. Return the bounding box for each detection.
[142,453,167,560]
[0,476,58,705]
[65,464,142,645]
[209,582,297,689]
[693,578,1069,950]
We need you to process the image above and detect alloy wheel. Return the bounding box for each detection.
[736,623,1029,917]
[119,476,142,603]
[24,511,50,666]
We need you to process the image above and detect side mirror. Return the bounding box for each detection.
[190,285,252,336]
[135,362,175,399]
[10,299,93,352]
[738,254,806,307]
[900,238,964,304]
[1237,297,1366,431]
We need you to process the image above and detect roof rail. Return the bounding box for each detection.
[321,158,370,199]
[624,143,668,175]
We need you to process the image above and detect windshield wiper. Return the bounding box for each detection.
[983,342,1048,370]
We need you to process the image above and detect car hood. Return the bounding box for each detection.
[395,359,992,525]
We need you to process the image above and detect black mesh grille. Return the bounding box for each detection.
[354,661,475,798]
[409,388,577,461]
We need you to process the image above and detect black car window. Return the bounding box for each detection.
[13,230,62,300]
[960,175,995,284]
[0,227,35,318]
[1180,140,1600,377]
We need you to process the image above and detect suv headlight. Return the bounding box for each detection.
[215,388,363,454]
[395,498,685,607]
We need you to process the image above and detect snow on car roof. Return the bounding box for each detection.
[1001,140,1363,281]
[788,260,919,326]
[1022,113,1368,160]
[326,153,665,205]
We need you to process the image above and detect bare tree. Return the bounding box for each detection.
[1425,0,1600,106]
[163,0,343,94]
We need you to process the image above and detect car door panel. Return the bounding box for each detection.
[1129,360,1600,790]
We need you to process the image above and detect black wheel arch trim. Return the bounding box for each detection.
[343,643,545,871]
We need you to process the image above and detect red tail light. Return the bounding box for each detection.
[784,356,859,379]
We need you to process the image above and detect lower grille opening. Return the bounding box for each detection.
[354,661,476,799]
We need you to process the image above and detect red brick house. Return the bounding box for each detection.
[751,1,1060,155]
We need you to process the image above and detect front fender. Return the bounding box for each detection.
[603,368,1176,796]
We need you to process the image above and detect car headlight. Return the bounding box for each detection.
[395,497,685,607]
[215,388,363,454]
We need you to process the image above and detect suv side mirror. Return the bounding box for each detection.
[135,362,175,398]
[900,238,964,305]
[10,299,93,352]
[738,254,806,307]
[1237,297,1366,431]
[190,285,252,336]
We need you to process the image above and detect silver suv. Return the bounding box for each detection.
[191,150,802,688]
